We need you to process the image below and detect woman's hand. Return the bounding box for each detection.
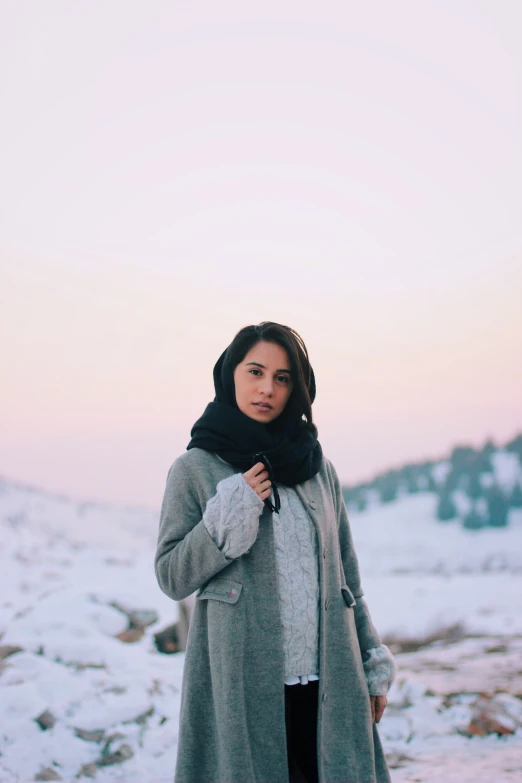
[370,695,387,723]
[243,462,272,502]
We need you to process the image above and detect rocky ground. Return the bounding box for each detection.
[1,627,521,783]
[1,473,521,781]
[384,635,522,782]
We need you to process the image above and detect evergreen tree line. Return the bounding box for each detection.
[341,433,522,530]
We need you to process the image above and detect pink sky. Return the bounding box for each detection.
[1,1,521,507]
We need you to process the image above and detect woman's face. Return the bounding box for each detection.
[233,340,294,423]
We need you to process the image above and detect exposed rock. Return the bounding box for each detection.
[73,661,106,671]
[98,742,134,766]
[35,709,56,730]
[116,627,145,643]
[150,598,196,653]
[485,643,508,654]
[35,768,62,781]
[103,685,126,694]
[493,693,522,724]
[109,601,158,629]
[102,731,125,745]
[385,752,416,769]
[75,763,98,779]
[463,695,517,736]
[383,622,466,653]
[153,623,181,654]
[127,609,159,629]
[130,706,154,725]
[392,636,522,696]
[0,644,23,659]
[74,727,106,743]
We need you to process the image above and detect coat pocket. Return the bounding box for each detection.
[341,584,356,608]
[197,577,243,605]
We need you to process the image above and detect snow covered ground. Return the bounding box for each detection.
[1,456,521,782]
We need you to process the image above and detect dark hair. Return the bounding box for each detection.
[224,321,316,430]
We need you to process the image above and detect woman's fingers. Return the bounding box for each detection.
[244,462,266,478]
[258,486,272,500]
[374,695,387,723]
[370,694,387,723]
[243,463,272,500]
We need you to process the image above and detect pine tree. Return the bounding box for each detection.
[437,491,457,521]
[463,504,486,530]
[509,482,522,508]
[378,474,398,503]
[406,477,420,494]
[355,495,368,512]
[466,471,483,501]
[486,485,510,527]
[482,438,496,457]
[505,434,522,462]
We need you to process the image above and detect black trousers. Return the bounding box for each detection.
[284,681,319,783]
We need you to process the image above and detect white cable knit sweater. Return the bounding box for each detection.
[273,484,321,678]
[203,471,396,694]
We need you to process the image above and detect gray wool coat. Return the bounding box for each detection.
[155,447,392,783]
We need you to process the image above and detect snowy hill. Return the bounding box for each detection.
[1,447,522,782]
[343,437,522,532]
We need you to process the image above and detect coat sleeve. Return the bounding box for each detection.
[326,459,383,653]
[154,456,233,601]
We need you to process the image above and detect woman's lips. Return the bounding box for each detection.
[253,403,272,412]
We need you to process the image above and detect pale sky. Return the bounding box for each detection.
[1,1,521,508]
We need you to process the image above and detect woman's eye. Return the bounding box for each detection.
[248,369,289,383]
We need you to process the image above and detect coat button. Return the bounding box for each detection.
[309,500,317,510]
[322,692,328,703]
[324,598,330,610]
[323,547,327,559]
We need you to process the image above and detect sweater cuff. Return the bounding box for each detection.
[362,644,397,696]
[203,473,264,559]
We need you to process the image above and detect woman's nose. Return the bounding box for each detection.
[258,378,274,395]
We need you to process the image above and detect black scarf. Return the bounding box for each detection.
[186,347,323,513]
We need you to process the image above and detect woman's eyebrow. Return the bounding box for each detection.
[245,362,292,373]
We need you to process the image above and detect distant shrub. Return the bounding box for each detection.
[476,453,494,473]
[436,491,457,521]
[509,482,522,508]
[406,478,420,494]
[462,505,487,530]
[377,474,399,504]
[355,496,368,512]
[443,470,460,493]
[505,433,522,462]
[450,442,494,479]
[482,438,496,458]
[418,459,437,470]
[342,487,368,512]
[486,485,510,527]
[450,445,477,471]
[423,473,438,492]
[466,471,484,501]
[399,465,424,492]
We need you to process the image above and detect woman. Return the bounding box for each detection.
[155,321,396,783]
